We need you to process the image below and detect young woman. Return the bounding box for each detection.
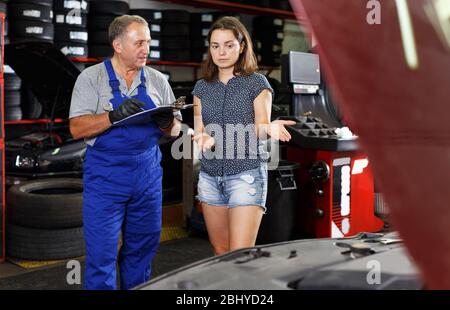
[192,16,295,255]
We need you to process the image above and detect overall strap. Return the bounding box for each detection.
[104,59,122,98]
[137,67,147,95]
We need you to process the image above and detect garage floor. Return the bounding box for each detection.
[0,203,214,290]
[0,234,212,290]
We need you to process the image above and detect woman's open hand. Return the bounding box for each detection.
[266,120,296,142]
[193,133,215,152]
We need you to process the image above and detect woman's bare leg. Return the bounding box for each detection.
[229,206,264,251]
[201,203,230,255]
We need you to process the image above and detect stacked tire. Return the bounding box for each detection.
[7,0,54,43]
[252,16,285,66]
[133,9,191,62]
[190,12,214,63]
[4,65,23,121]
[88,0,129,58]
[6,178,85,260]
[129,9,162,61]
[160,10,191,62]
[53,0,90,58]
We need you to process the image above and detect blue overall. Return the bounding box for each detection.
[83,60,163,290]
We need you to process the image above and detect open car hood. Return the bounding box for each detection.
[137,232,422,290]
[5,41,81,119]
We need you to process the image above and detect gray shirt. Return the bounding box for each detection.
[69,62,181,146]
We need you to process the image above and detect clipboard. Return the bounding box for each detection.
[112,96,193,127]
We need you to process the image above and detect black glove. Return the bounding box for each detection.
[108,98,145,123]
[152,110,174,129]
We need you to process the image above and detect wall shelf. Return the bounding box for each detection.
[5,119,66,125]
[69,57,279,71]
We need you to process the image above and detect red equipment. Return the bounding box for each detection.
[280,51,383,238]
[292,0,450,288]
[287,147,383,238]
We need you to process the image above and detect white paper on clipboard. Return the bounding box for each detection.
[112,104,193,127]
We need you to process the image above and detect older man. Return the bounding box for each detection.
[69,15,181,290]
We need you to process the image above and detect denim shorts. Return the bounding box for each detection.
[196,164,268,213]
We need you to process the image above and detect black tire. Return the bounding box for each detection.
[190,12,214,28]
[150,36,162,49]
[0,2,6,13]
[148,49,161,61]
[252,29,284,41]
[253,40,283,53]
[53,0,89,14]
[253,16,285,31]
[191,39,208,49]
[7,178,83,229]
[88,14,117,30]
[90,0,129,16]
[8,3,53,23]
[4,90,21,107]
[190,24,211,38]
[21,87,43,119]
[88,44,112,58]
[162,37,190,49]
[9,20,54,42]
[161,49,190,62]
[190,48,208,62]
[14,0,53,6]
[55,41,88,57]
[88,30,109,44]
[4,17,8,36]
[4,73,22,90]
[130,9,162,23]
[5,106,23,121]
[160,10,190,23]
[55,26,88,43]
[54,11,88,28]
[6,224,85,260]
[269,0,291,10]
[160,23,190,36]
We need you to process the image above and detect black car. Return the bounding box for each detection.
[6,132,85,179]
[137,232,422,290]
[4,42,85,183]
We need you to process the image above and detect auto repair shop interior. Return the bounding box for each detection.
[0,0,444,294]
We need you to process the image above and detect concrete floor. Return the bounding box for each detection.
[0,234,212,290]
[0,203,213,290]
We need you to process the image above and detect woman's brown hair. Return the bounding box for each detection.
[201,16,258,82]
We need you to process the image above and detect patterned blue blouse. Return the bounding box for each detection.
[192,73,273,176]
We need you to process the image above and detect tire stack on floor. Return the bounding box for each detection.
[129,9,162,61]
[6,179,85,260]
[7,0,54,43]
[190,12,214,63]
[53,0,90,59]
[88,0,129,58]
[4,66,23,121]
[252,16,284,66]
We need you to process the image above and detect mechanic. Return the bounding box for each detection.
[69,15,181,290]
